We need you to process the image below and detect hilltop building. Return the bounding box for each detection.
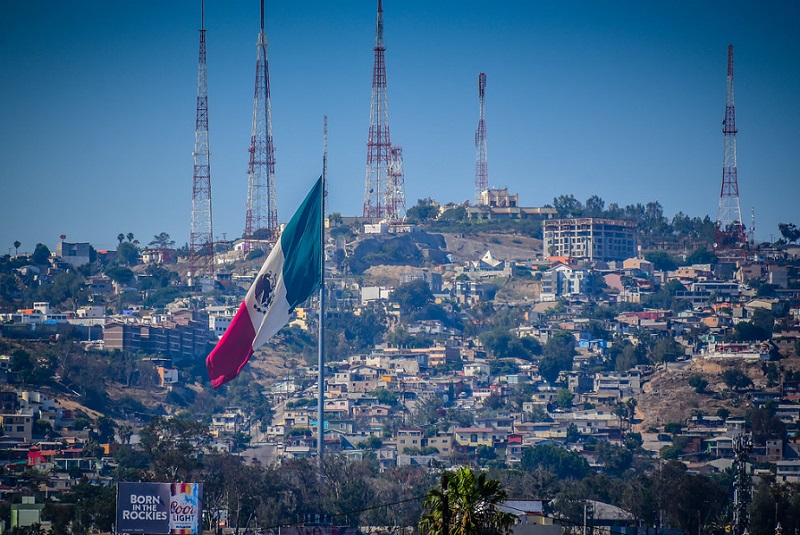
[543,218,637,262]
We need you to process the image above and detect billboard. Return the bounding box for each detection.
[117,482,203,535]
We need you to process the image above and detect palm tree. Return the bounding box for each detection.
[13,240,20,256]
[419,467,517,535]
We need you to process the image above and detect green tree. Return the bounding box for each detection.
[644,250,677,271]
[391,279,433,314]
[419,467,516,535]
[583,195,605,217]
[117,241,139,266]
[481,328,540,361]
[31,243,51,265]
[520,443,590,480]
[370,387,399,407]
[139,416,210,481]
[538,331,575,384]
[13,240,20,256]
[328,212,343,226]
[555,388,574,409]
[684,247,717,265]
[651,337,683,363]
[595,440,633,476]
[552,195,583,218]
[778,222,800,243]
[148,232,175,249]
[407,198,439,223]
[105,266,135,286]
[722,369,753,391]
[689,374,708,393]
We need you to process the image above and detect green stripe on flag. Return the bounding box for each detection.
[281,176,322,309]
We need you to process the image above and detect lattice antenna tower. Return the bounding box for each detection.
[475,72,488,204]
[190,0,214,281]
[244,0,278,249]
[363,0,392,218]
[732,434,753,534]
[386,146,405,221]
[715,44,747,251]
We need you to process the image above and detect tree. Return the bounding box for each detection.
[106,266,135,286]
[520,443,590,480]
[644,250,677,271]
[31,243,51,265]
[148,232,175,249]
[480,328,540,361]
[419,467,517,535]
[684,247,716,265]
[116,242,139,266]
[778,222,800,243]
[139,416,210,481]
[651,338,683,363]
[407,198,439,223]
[584,195,605,217]
[722,369,753,391]
[552,194,583,218]
[391,279,433,314]
[689,374,708,393]
[13,240,20,256]
[328,212,343,226]
[555,388,574,409]
[538,331,575,384]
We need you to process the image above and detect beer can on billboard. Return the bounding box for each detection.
[170,483,203,534]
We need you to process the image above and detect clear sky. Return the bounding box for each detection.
[1,1,798,253]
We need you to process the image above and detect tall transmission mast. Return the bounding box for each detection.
[363,0,392,219]
[244,0,278,249]
[190,0,214,282]
[715,44,747,252]
[475,72,488,204]
[732,434,753,534]
[386,146,405,221]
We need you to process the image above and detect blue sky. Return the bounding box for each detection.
[1,1,798,253]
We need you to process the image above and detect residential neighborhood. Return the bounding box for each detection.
[2,210,800,534]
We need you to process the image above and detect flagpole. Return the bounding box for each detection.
[317,116,327,465]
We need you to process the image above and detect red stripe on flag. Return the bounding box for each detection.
[205,301,257,389]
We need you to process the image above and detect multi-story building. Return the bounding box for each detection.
[543,218,637,262]
[103,318,211,360]
[0,412,34,441]
[540,263,593,301]
[56,241,91,267]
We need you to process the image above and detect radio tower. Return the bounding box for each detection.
[475,73,488,204]
[715,45,747,252]
[363,0,392,218]
[386,146,405,221]
[190,0,214,282]
[244,0,278,249]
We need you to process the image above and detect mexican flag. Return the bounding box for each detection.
[206,177,322,389]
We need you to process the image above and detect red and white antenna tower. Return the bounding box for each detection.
[363,0,392,218]
[715,44,747,251]
[244,0,278,249]
[475,72,488,204]
[386,146,405,221]
[190,0,214,281]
